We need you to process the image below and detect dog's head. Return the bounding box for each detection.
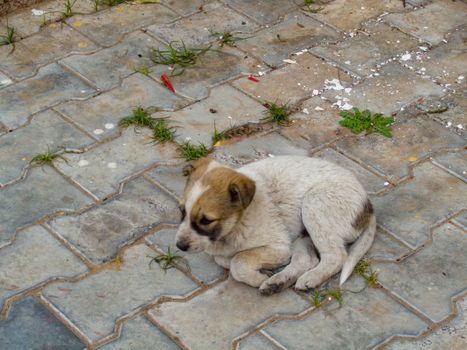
[175,158,256,253]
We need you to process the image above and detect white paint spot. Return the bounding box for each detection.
[456,124,463,129]
[324,79,345,91]
[268,154,275,158]
[31,9,46,16]
[314,106,324,111]
[312,89,319,96]
[446,121,452,127]
[104,123,115,129]
[384,182,390,186]
[400,53,412,61]
[302,108,310,115]
[282,59,297,64]
[93,129,104,135]
[419,46,428,51]
[78,160,89,167]
[457,75,465,80]
[1,78,12,85]
[344,60,351,65]
[107,162,117,169]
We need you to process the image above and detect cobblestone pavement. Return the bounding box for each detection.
[0,0,466,349]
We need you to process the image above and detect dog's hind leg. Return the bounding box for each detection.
[259,236,319,295]
[294,189,353,291]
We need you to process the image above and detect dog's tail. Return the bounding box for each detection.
[339,215,376,286]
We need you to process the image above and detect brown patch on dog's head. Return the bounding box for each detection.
[352,198,374,231]
[189,167,256,241]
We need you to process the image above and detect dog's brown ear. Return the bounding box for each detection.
[229,174,256,209]
[182,158,212,177]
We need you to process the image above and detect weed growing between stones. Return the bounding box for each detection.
[355,260,379,288]
[179,141,210,161]
[148,247,189,272]
[119,106,160,129]
[29,148,68,167]
[150,40,212,76]
[151,118,177,143]
[0,22,15,46]
[104,0,126,6]
[261,102,292,126]
[209,31,249,47]
[339,108,395,137]
[135,65,151,76]
[309,260,379,308]
[63,0,77,18]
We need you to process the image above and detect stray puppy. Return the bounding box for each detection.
[175,156,376,295]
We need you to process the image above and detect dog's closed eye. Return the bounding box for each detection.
[199,216,215,225]
[179,205,186,220]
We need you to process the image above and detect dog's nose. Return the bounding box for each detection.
[176,241,189,251]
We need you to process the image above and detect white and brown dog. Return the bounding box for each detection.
[175,156,376,295]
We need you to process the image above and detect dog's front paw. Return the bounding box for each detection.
[295,273,322,291]
[259,281,285,296]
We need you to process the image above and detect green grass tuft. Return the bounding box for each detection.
[209,31,248,47]
[119,106,159,129]
[179,141,209,161]
[150,40,212,76]
[339,107,395,138]
[29,148,67,167]
[104,0,126,6]
[355,260,379,288]
[261,102,292,126]
[0,24,15,46]
[63,0,77,18]
[148,247,189,272]
[152,118,176,143]
[310,290,325,308]
[135,65,151,76]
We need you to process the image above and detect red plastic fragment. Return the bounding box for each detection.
[161,74,175,92]
[248,75,259,82]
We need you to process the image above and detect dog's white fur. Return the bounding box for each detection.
[175,156,376,294]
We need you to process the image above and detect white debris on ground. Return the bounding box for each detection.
[324,79,345,91]
[400,53,412,61]
[31,9,46,16]
[282,59,297,64]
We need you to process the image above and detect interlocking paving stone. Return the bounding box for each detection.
[308,0,404,32]
[312,148,386,194]
[44,243,198,342]
[224,0,297,25]
[237,12,339,67]
[372,162,467,248]
[60,31,162,90]
[68,3,179,47]
[211,132,308,167]
[367,228,411,262]
[311,23,419,76]
[49,178,179,264]
[158,84,266,145]
[453,212,467,230]
[97,315,180,350]
[336,117,465,181]
[0,225,87,309]
[0,166,93,247]
[0,297,85,350]
[432,150,467,182]
[408,27,466,87]
[385,0,467,45]
[149,278,310,349]
[263,285,427,350]
[145,163,186,199]
[232,53,353,104]
[428,93,467,137]
[0,25,98,80]
[146,2,258,47]
[0,63,94,130]
[238,334,276,350]
[323,63,444,116]
[56,128,179,200]
[386,296,467,350]
[375,223,467,323]
[0,110,94,185]
[0,72,13,89]
[149,46,261,100]
[56,74,184,140]
[146,227,225,284]
[278,97,351,150]
[161,0,206,16]
[0,0,97,38]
